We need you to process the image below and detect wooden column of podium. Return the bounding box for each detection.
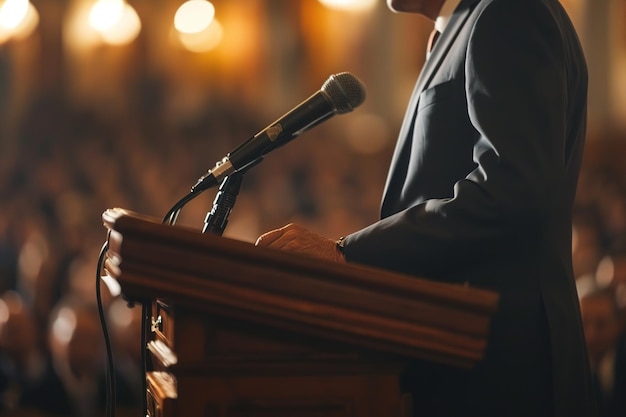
[102,208,499,417]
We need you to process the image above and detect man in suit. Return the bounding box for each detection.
[256,0,595,415]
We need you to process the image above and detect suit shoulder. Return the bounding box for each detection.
[467,0,571,49]
[471,0,561,23]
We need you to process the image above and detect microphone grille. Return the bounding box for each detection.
[321,72,367,114]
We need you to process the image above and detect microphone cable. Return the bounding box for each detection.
[162,189,202,226]
[140,300,149,417]
[96,235,149,417]
[96,234,117,417]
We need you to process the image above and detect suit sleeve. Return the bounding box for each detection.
[342,0,572,278]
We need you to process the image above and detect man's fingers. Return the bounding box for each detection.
[255,228,283,246]
[256,224,302,247]
[255,224,344,263]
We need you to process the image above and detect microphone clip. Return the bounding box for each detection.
[193,156,235,193]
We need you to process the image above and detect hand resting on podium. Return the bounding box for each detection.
[255,223,345,263]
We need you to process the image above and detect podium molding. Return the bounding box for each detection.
[102,208,499,417]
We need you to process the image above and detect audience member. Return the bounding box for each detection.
[0,291,71,416]
[48,295,141,417]
[580,287,626,417]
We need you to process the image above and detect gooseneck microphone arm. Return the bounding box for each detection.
[192,72,366,193]
[162,71,366,228]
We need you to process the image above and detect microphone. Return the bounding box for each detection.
[192,72,366,192]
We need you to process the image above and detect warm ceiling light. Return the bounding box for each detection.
[101,2,141,45]
[174,0,215,34]
[318,0,377,12]
[89,0,125,32]
[0,0,29,29]
[0,0,37,43]
[10,0,38,40]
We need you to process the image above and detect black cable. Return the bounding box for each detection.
[162,190,202,225]
[96,236,116,417]
[141,301,149,416]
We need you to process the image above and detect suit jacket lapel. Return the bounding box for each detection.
[380,0,479,217]
[414,0,478,99]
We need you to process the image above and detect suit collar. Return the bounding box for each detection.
[413,0,478,97]
[435,0,463,33]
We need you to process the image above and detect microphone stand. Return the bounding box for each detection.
[202,157,261,236]
[202,172,243,236]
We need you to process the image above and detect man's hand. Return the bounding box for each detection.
[255,224,345,263]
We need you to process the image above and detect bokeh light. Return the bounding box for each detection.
[51,307,77,344]
[0,0,29,29]
[89,0,125,32]
[176,18,223,53]
[0,299,8,325]
[10,1,38,40]
[68,0,141,47]
[0,0,37,43]
[318,0,377,12]
[174,0,215,34]
[100,2,141,45]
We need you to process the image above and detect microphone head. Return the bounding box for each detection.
[321,72,366,114]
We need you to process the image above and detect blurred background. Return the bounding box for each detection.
[0,0,625,416]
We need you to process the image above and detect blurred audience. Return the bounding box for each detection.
[0,291,70,416]
[48,295,140,417]
[580,287,626,417]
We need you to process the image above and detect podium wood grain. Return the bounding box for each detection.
[102,208,499,417]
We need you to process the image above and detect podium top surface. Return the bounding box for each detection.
[103,208,499,368]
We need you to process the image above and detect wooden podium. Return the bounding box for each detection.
[102,208,499,417]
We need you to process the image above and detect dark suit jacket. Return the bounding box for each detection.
[342,0,595,415]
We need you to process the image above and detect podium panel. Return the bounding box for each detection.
[144,302,410,417]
